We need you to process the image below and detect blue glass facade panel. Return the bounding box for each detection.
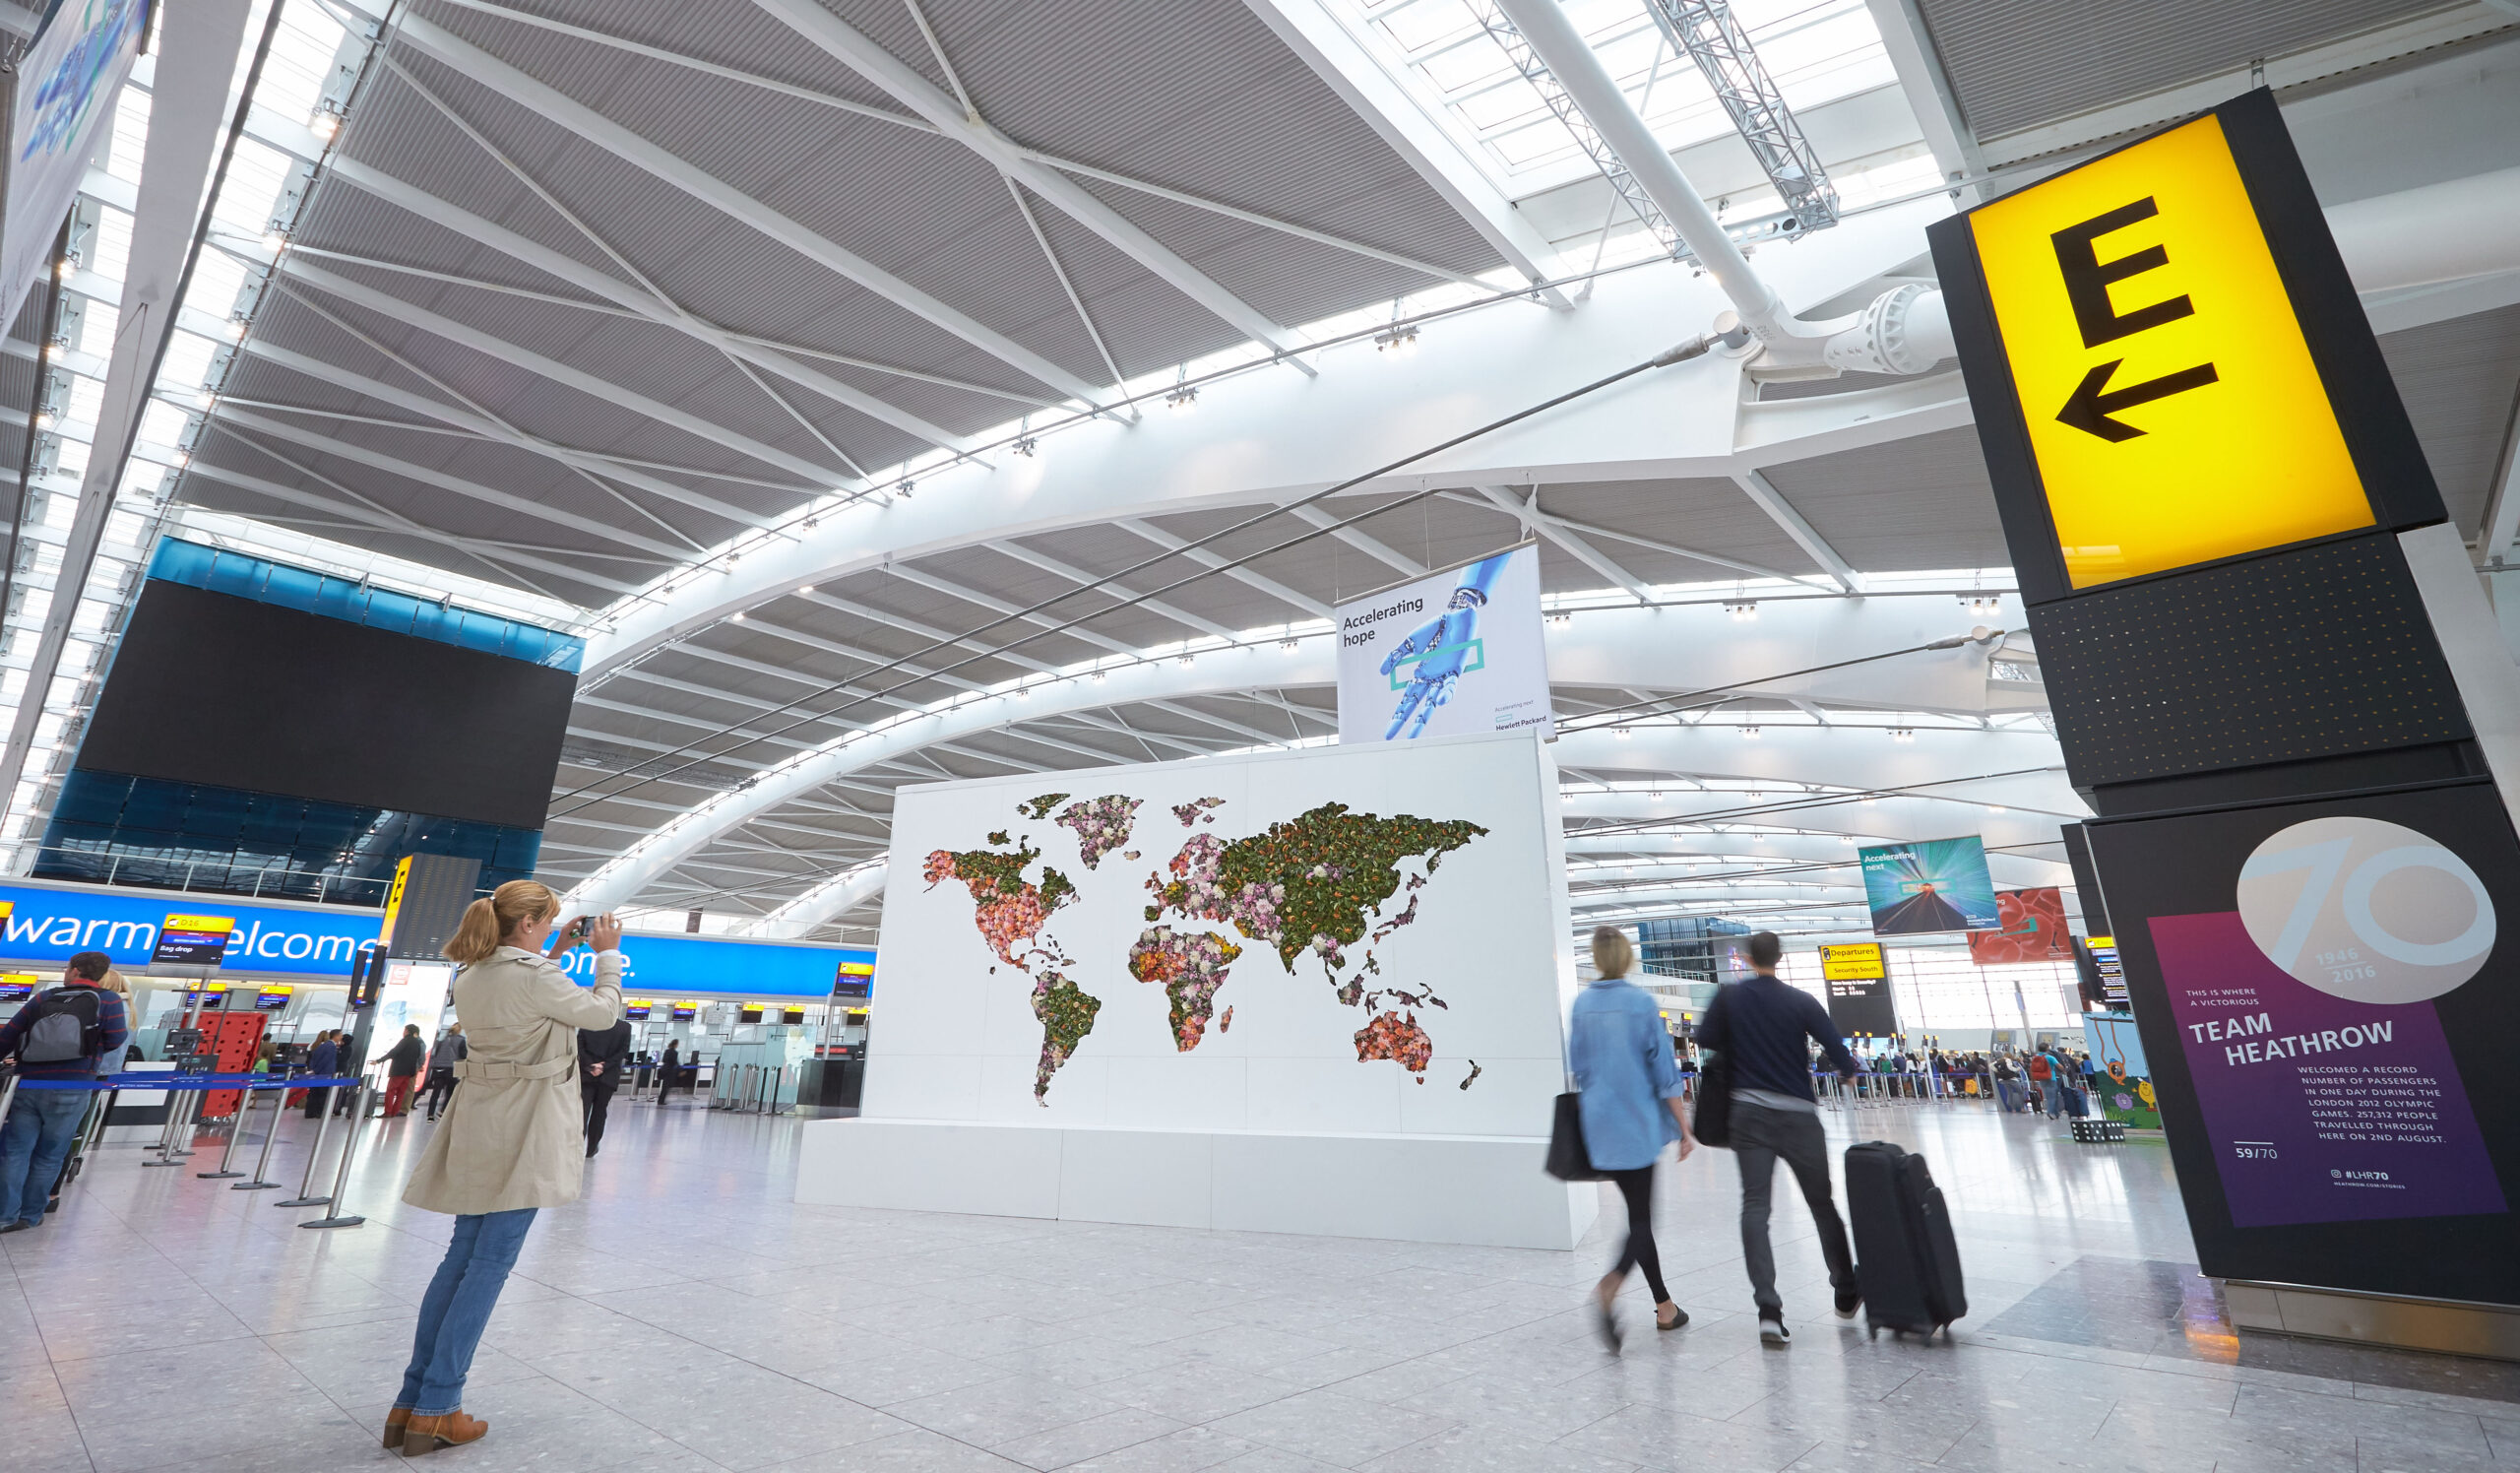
[34,770,543,907]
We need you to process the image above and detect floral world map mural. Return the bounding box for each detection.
[924,792,1486,1103]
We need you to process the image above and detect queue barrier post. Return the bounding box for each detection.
[144,1085,197,1165]
[198,1079,263,1179]
[300,1084,373,1230]
[276,1084,341,1207]
[235,1075,293,1190]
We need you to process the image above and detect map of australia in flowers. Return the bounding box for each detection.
[924,793,1484,1103]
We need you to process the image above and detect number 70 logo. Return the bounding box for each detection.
[2235,816,2494,1005]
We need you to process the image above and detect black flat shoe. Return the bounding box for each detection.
[1657,1305,1688,1331]
[1595,1300,1622,1352]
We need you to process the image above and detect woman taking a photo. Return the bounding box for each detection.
[1570,925,1694,1350]
[385,881,622,1456]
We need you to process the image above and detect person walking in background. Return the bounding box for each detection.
[657,1040,682,1104]
[578,1015,631,1157]
[1697,930,1860,1345]
[382,1024,427,1119]
[424,1025,467,1121]
[305,1030,340,1118]
[1569,926,1693,1350]
[0,951,126,1234]
[386,882,622,1457]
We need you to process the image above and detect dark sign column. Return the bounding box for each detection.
[1928,89,2520,1355]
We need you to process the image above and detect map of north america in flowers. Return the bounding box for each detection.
[924,792,1485,1102]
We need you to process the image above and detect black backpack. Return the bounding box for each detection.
[16,987,102,1064]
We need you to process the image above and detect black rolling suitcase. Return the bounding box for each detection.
[1844,1141,1967,1340]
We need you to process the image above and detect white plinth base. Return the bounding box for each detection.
[796,1118,1600,1250]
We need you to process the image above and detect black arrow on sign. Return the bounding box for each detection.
[2055,358,2220,441]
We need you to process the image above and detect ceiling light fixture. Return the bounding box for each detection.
[1725,600,1758,620]
[308,106,342,140]
[728,610,745,623]
[1740,726,1761,738]
[263,227,289,253]
[1373,323,1418,356]
[1546,609,1572,626]
[1166,368,1197,413]
[1889,727,1915,742]
[1613,727,1632,739]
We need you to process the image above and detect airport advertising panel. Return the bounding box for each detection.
[1858,837,2000,935]
[1335,543,1552,744]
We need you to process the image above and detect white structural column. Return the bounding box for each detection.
[0,0,254,824]
[383,10,1110,406]
[752,0,1306,360]
[1862,0,1982,196]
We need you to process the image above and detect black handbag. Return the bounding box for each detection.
[1545,1091,1606,1181]
[1692,1052,1733,1148]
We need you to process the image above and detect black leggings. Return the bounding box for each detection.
[1608,1165,1670,1304]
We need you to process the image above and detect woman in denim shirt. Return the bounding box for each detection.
[1569,927,1695,1348]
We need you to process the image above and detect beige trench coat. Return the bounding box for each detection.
[401,945,622,1216]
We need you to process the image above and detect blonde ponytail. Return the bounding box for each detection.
[442,879,560,965]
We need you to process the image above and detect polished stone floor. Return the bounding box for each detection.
[6,1090,2517,1473]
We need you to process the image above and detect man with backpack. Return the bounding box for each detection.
[0,951,125,1232]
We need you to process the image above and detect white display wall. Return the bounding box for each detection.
[801,732,1588,1248]
[867,730,1572,1135]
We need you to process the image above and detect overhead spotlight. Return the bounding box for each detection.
[1166,382,1198,413]
[1373,324,1418,356]
[1889,727,1915,742]
[1989,804,2006,813]
[1739,726,1761,738]
[308,106,342,140]
[1279,638,1298,652]
[263,227,289,254]
[897,479,914,498]
[1725,600,1758,620]
[1545,609,1572,626]
[1013,433,1038,457]
[729,610,746,623]
[1091,670,1106,682]
[54,253,79,280]
[222,314,247,341]
[1613,726,1632,739]
[194,389,217,409]
[169,451,188,467]
[800,517,818,531]
[1177,652,1196,667]
[32,411,53,430]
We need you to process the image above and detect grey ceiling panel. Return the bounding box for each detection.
[1756,425,2013,572]
[2376,303,2520,539]
[1917,0,2466,143]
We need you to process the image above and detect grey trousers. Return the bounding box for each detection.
[1732,1101,1858,1317]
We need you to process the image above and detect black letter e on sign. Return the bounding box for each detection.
[2048,196,2219,441]
[2051,197,2192,348]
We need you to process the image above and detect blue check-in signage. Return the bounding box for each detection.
[0,880,870,997]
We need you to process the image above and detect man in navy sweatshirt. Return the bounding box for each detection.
[1697,930,1860,1345]
[0,950,127,1232]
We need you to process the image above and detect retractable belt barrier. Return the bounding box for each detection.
[0,1071,378,1229]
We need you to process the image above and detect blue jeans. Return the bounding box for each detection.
[398,1208,537,1415]
[0,1088,90,1226]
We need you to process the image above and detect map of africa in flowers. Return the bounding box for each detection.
[924,792,1486,1102]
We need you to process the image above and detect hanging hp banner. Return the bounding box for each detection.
[0,0,150,330]
[1334,542,1552,744]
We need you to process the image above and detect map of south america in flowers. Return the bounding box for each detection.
[924,793,1485,1102]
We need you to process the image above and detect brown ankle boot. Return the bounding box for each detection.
[401,1411,488,1455]
[382,1407,412,1450]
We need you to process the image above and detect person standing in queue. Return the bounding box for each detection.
[385,883,622,1457]
[305,1030,340,1118]
[382,1025,426,1118]
[1697,930,1861,1345]
[0,951,126,1233]
[578,1014,631,1157]
[1569,926,1693,1350]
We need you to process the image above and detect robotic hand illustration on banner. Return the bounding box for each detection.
[1378,553,1507,740]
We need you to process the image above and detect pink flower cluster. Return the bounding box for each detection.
[1354,1010,1434,1079]
[1172,797,1227,827]
[1054,795,1142,870]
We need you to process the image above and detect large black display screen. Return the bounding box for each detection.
[2087,778,2520,1305]
[77,581,575,830]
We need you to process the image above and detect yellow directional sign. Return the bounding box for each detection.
[1963,110,2374,590]
[1818,942,1887,982]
